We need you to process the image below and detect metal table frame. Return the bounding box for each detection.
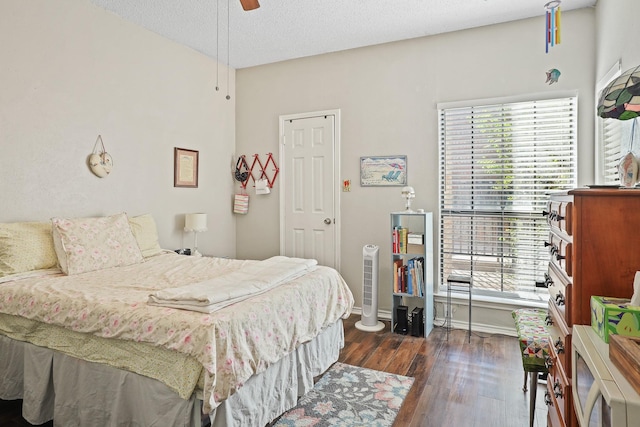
[446,274,472,343]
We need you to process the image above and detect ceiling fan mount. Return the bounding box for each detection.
[240,0,260,11]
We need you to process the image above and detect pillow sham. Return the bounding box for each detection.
[52,213,144,275]
[128,214,163,258]
[0,221,58,277]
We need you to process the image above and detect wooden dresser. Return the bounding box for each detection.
[544,188,640,427]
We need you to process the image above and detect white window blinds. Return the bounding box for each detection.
[600,118,625,184]
[438,96,577,300]
[596,61,622,185]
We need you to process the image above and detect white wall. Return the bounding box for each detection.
[595,0,640,81]
[0,0,237,257]
[235,9,596,333]
[0,0,610,333]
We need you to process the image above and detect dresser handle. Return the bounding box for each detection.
[544,241,552,248]
[545,356,554,369]
[535,273,552,288]
[544,390,553,406]
[554,380,563,398]
[555,253,565,261]
[544,273,554,287]
[542,210,550,217]
[545,315,554,326]
[555,293,565,306]
[555,338,565,354]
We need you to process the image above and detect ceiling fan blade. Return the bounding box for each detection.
[239,0,260,10]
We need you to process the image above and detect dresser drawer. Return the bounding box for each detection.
[546,233,572,277]
[546,263,571,325]
[547,407,566,427]
[546,310,571,379]
[545,365,571,427]
[547,199,573,236]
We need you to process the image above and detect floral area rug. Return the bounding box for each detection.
[272,362,414,427]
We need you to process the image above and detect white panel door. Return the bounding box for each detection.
[281,113,338,268]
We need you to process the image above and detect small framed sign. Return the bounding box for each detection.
[360,155,407,187]
[174,147,199,188]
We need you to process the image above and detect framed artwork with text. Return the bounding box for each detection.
[174,147,199,188]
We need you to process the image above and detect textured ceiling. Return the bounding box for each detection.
[88,0,596,69]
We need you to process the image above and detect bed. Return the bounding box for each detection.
[0,213,354,426]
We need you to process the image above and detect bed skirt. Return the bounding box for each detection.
[0,319,344,427]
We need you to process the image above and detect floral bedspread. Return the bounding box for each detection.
[0,253,354,412]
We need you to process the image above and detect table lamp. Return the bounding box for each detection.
[597,64,640,186]
[184,213,207,257]
[401,186,415,212]
[597,65,640,120]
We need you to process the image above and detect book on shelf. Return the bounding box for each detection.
[392,226,409,254]
[407,258,413,295]
[400,228,408,254]
[392,227,398,253]
[417,257,425,297]
[397,265,407,293]
[393,256,425,296]
[393,259,403,293]
[408,232,424,245]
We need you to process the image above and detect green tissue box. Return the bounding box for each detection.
[591,296,640,343]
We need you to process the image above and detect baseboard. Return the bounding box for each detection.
[351,306,517,337]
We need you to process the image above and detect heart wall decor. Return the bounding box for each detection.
[88,135,113,178]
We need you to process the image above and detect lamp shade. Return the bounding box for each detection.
[184,213,207,232]
[401,186,415,198]
[597,65,640,120]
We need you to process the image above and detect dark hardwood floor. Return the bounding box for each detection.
[338,315,548,427]
[0,315,546,426]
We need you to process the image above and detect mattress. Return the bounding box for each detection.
[0,253,354,413]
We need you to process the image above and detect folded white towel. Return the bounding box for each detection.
[147,256,317,313]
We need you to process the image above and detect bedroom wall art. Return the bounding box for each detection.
[88,135,113,178]
[174,147,199,188]
[360,155,407,187]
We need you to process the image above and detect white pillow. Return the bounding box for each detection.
[52,213,144,275]
[128,214,163,258]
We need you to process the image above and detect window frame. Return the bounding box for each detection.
[595,60,629,185]
[437,92,578,301]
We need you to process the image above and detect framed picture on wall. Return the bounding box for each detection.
[174,147,199,188]
[360,155,407,187]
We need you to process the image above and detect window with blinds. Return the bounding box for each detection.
[438,96,577,301]
[596,62,624,185]
[599,119,625,184]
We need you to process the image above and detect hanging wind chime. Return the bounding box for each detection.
[544,1,561,53]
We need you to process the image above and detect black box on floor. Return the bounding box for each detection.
[395,305,408,334]
[410,307,424,337]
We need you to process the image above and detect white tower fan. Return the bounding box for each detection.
[355,244,385,332]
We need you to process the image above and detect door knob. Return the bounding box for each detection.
[324,218,332,224]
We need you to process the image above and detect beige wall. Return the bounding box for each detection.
[2,0,622,333]
[235,9,596,333]
[595,0,640,80]
[0,0,237,257]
